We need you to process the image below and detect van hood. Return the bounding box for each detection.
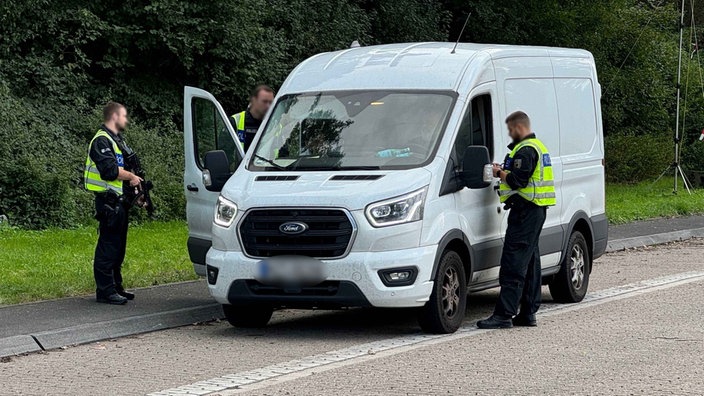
[221,168,433,211]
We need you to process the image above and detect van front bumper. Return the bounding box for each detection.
[205,245,437,308]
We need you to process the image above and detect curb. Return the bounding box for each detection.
[605,227,704,253]
[1,303,223,358]
[0,335,42,358]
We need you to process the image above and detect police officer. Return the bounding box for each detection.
[84,102,142,305]
[477,111,556,329]
[230,85,275,152]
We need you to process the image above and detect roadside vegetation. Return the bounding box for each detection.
[3,1,704,229]
[607,178,704,224]
[0,221,193,305]
[1,178,701,304]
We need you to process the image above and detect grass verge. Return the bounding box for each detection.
[606,177,704,224]
[0,221,195,305]
[1,178,703,305]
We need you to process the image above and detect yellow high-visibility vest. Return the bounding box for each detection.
[498,137,556,206]
[231,111,246,150]
[84,130,123,195]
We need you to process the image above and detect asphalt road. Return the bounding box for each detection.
[1,240,703,395]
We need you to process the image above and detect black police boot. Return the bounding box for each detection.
[97,293,128,305]
[116,289,135,301]
[512,314,537,327]
[477,315,513,329]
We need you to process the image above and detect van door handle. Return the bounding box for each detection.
[187,183,199,192]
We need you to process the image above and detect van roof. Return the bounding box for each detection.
[281,42,593,93]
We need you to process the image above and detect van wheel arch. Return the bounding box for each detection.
[564,212,595,273]
[432,230,472,286]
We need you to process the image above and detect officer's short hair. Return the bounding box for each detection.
[505,111,530,128]
[103,101,126,121]
[250,85,275,100]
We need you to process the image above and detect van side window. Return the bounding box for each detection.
[454,94,493,163]
[191,97,242,172]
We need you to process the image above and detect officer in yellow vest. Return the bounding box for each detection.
[230,85,275,152]
[477,111,556,329]
[84,102,142,305]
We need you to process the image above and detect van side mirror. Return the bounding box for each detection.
[460,146,491,189]
[203,150,231,192]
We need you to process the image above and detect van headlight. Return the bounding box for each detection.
[365,187,428,227]
[214,196,238,227]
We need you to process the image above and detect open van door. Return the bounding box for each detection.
[184,86,245,276]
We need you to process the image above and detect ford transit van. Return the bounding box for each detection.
[183,42,607,334]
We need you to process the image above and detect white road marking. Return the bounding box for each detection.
[149,271,704,396]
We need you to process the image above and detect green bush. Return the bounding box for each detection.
[682,138,704,168]
[0,0,699,228]
[0,84,89,229]
[604,133,672,183]
[681,139,704,187]
[0,83,184,229]
[0,0,452,230]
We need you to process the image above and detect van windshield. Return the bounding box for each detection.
[248,90,455,171]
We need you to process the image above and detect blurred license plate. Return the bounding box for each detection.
[256,256,325,286]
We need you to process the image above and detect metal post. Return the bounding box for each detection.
[659,0,694,194]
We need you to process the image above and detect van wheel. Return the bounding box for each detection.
[418,250,467,334]
[222,304,273,328]
[549,231,590,303]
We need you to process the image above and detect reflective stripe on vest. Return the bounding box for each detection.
[84,130,123,195]
[498,137,556,206]
[232,111,246,149]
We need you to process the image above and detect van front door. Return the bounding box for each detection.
[184,86,244,275]
[453,91,504,286]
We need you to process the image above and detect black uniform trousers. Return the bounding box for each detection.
[494,201,547,318]
[93,192,129,298]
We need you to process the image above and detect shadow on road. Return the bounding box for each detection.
[208,289,559,341]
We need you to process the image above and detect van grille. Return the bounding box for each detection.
[239,209,355,258]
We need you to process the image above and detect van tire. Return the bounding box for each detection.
[549,231,590,303]
[222,304,273,328]
[418,250,467,334]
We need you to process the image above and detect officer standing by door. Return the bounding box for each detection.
[477,111,556,329]
[84,102,142,305]
[230,85,275,152]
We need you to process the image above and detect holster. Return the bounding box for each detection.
[96,191,124,227]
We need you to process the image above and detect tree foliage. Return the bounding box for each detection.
[1,0,702,227]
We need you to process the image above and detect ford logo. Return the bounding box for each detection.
[279,221,308,235]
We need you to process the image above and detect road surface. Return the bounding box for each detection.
[1,240,703,395]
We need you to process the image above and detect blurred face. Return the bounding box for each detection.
[507,121,530,142]
[113,107,129,131]
[250,90,274,118]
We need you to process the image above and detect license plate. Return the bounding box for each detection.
[256,256,326,286]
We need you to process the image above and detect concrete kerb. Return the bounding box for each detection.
[0,335,43,358]
[605,227,704,253]
[2,227,704,359]
[1,303,223,359]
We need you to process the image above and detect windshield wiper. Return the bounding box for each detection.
[254,154,287,171]
[284,155,318,171]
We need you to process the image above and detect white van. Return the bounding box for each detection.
[183,42,607,334]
